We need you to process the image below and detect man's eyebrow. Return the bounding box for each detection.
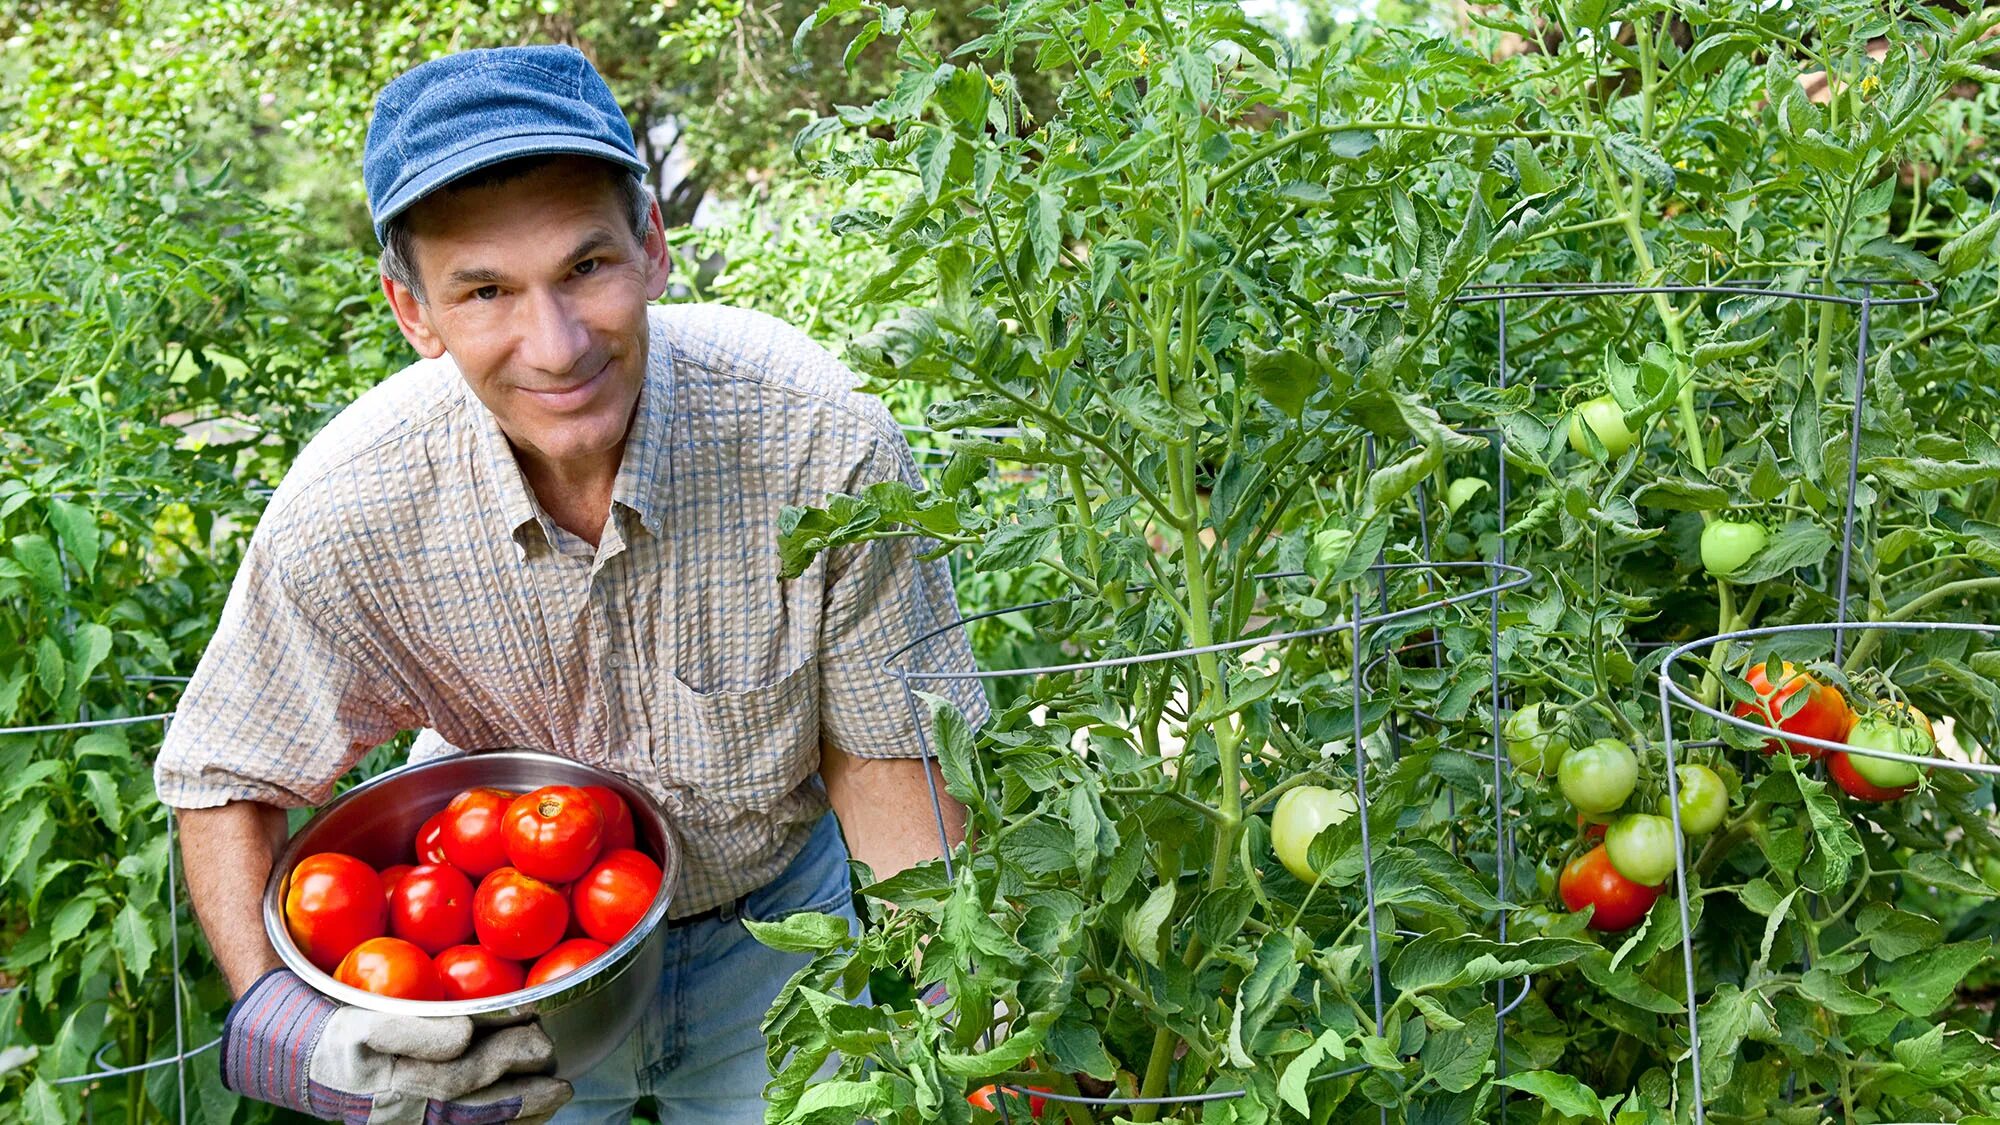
[442,231,621,291]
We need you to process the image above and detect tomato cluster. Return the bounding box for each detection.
[283,783,662,1002]
[1734,662,1939,803]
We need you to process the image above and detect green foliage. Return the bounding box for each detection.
[763,0,2000,1120]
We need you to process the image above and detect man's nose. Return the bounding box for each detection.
[518,287,592,377]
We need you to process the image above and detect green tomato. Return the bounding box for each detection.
[1567,395,1637,458]
[1842,707,1934,789]
[1700,520,1768,578]
[1271,785,1357,884]
[1445,477,1488,513]
[1604,813,1677,887]
[1658,764,1729,836]
[1558,737,1638,814]
[1503,702,1568,775]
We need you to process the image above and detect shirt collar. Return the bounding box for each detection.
[465,313,679,556]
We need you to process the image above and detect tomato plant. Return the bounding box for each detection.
[472,867,569,962]
[434,944,527,1002]
[334,937,443,1001]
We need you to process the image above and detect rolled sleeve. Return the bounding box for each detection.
[817,437,990,760]
[153,525,414,810]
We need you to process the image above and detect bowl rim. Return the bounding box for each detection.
[262,748,682,1016]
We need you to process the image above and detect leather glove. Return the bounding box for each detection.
[221,968,572,1124]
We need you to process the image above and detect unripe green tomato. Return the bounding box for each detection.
[1700,520,1768,578]
[1567,395,1637,458]
[1658,764,1729,836]
[1271,785,1357,884]
[1842,706,1935,789]
[1503,702,1568,775]
[1445,477,1488,514]
[1604,813,1677,887]
[1558,738,1639,814]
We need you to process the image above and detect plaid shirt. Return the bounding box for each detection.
[154,303,988,917]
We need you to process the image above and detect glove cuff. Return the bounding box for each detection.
[220,966,343,1117]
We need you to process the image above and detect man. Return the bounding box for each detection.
[153,44,986,1123]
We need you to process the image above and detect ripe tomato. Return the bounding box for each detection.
[1503,702,1567,775]
[284,853,386,971]
[1559,845,1662,933]
[583,785,637,852]
[440,788,517,877]
[526,937,610,987]
[1734,661,1851,758]
[1557,738,1637,815]
[474,867,569,961]
[1658,764,1729,836]
[1834,703,1934,799]
[379,864,415,906]
[503,786,605,884]
[1576,813,1608,842]
[334,937,443,1001]
[1269,785,1357,884]
[1604,813,1676,886]
[434,944,526,1001]
[1568,395,1636,458]
[388,863,476,955]
[1700,520,1767,578]
[573,849,663,944]
[968,1084,1051,1117]
[415,811,450,865]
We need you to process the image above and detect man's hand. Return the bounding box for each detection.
[223,968,571,1123]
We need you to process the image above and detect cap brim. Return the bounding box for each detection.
[372,133,649,243]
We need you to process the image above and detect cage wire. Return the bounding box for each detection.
[885,277,1945,1121]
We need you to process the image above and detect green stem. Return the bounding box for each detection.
[1841,576,2000,672]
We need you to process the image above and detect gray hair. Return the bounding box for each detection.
[379,156,654,305]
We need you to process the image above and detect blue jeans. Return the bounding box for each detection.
[555,811,865,1123]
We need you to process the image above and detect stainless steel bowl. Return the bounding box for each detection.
[262,750,681,1079]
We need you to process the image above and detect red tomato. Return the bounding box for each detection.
[1559,844,1662,933]
[525,937,609,988]
[968,1084,1051,1117]
[388,863,476,955]
[473,867,569,961]
[379,864,415,907]
[440,788,516,878]
[434,944,526,1001]
[415,811,450,865]
[503,786,605,884]
[1575,814,1608,842]
[572,849,663,944]
[1733,661,1852,759]
[334,937,443,1000]
[284,853,386,971]
[1828,752,1914,802]
[584,785,637,852]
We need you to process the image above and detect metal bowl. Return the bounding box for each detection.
[262,749,681,1079]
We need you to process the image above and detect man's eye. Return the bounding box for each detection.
[472,285,500,301]
[574,259,599,276]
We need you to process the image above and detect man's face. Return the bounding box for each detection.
[382,157,671,475]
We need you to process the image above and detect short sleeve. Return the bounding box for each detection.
[154,524,417,809]
[817,436,990,760]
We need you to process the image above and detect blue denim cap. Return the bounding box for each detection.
[363,44,648,245]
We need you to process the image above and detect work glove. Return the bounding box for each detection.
[221,968,572,1124]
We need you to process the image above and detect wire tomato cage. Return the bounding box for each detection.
[0,674,218,1122]
[887,560,1531,1119]
[1335,277,1951,1122]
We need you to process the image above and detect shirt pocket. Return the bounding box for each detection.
[662,654,821,811]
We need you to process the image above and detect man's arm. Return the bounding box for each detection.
[179,801,290,997]
[818,745,965,884]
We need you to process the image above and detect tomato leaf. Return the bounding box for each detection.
[744,910,856,954]
[1494,1070,1611,1121]
[1729,519,1832,584]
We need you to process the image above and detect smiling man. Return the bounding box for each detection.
[154,45,985,1124]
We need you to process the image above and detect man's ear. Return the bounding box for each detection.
[382,274,446,359]
[642,200,671,303]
